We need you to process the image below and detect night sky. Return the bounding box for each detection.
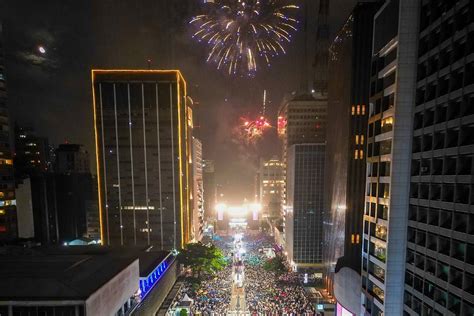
[1,0,356,202]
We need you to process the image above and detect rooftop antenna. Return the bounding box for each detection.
[262,90,267,117]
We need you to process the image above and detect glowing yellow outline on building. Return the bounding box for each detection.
[91,70,105,244]
[91,69,188,248]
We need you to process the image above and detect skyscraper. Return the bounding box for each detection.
[285,144,326,271]
[54,144,90,174]
[0,22,17,242]
[53,144,93,243]
[404,1,474,315]
[92,70,193,249]
[258,157,284,219]
[14,125,50,178]
[202,159,216,220]
[192,137,204,241]
[326,2,380,313]
[361,0,420,314]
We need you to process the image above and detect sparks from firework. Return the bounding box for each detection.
[190,0,299,76]
[234,90,272,145]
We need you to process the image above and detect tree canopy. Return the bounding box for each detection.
[263,255,287,275]
[177,242,227,277]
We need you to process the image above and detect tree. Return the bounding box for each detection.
[177,242,227,278]
[179,309,188,316]
[263,255,287,275]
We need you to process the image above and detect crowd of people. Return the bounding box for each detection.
[169,233,316,315]
[243,234,316,315]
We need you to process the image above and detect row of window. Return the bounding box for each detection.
[365,202,389,221]
[410,182,472,204]
[407,227,474,263]
[411,155,473,176]
[419,10,474,58]
[351,104,366,116]
[416,63,474,105]
[413,96,474,130]
[412,124,474,152]
[406,252,474,296]
[408,206,473,235]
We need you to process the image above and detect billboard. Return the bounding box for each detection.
[336,302,355,316]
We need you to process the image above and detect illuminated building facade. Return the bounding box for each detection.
[202,159,216,220]
[361,0,420,314]
[92,70,193,249]
[326,2,380,314]
[285,143,326,270]
[404,1,474,315]
[259,157,284,219]
[0,22,17,241]
[192,137,204,241]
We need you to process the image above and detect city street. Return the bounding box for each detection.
[168,230,316,315]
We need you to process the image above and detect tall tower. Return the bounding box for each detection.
[313,0,329,96]
[0,22,17,242]
[92,70,193,250]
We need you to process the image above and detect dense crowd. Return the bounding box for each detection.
[243,234,316,315]
[169,233,316,315]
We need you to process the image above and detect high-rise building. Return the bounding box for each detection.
[14,125,50,178]
[361,0,420,314]
[54,143,90,174]
[403,1,474,315]
[192,137,204,241]
[259,157,285,219]
[326,2,381,313]
[53,144,93,244]
[92,70,193,249]
[0,22,17,242]
[278,93,327,155]
[202,159,216,220]
[285,144,326,271]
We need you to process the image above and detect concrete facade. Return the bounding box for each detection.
[361,0,420,315]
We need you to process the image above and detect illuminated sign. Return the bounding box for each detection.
[336,302,355,316]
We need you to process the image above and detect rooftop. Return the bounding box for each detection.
[0,246,169,301]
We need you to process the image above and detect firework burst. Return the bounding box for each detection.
[190,0,299,76]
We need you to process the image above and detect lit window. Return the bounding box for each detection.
[356,105,361,115]
[355,135,359,145]
[356,234,360,244]
[354,150,358,159]
[0,210,5,215]
[359,150,364,159]
[351,106,355,115]
[361,105,366,115]
[360,135,365,145]
[351,234,355,243]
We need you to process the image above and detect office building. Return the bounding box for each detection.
[202,159,216,220]
[192,137,204,241]
[14,125,50,178]
[55,143,90,174]
[86,176,100,240]
[361,0,420,314]
[15,178,34,239]
[326,2,380,314]
[278,93,327,155]
[0,22,16,242]
[285,144,326,271]
[403,1,474,315]
[259,157,284,219]
[92,70,193,249]
[0,246,178,315]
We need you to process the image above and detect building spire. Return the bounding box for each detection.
[313,0,329,96]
